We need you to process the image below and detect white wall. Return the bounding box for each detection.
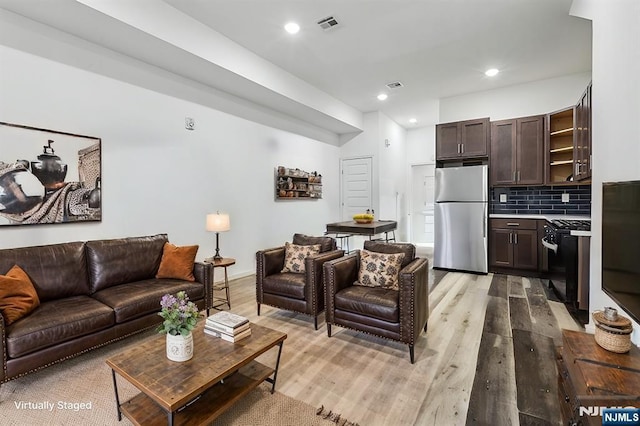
[0,45,341,280]
[406,124,437,166]
[576,0,640,344]
[440,72,592,122]
[378,112,407,240]
[338,111,408,240]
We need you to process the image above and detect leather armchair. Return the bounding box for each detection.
[256,234,344,329]
[323,241,429,363]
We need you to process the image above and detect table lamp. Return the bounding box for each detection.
[206,212,230,260]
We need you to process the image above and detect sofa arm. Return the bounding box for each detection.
[398,257,429,343]
[256,246,286,279]
[323,253,359,323]
[193,261,214,312]
[256,246,285,304]
[305,249,344,313]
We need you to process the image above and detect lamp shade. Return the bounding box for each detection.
[206,213,230,232]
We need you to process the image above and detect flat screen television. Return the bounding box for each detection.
[602,180,640,324]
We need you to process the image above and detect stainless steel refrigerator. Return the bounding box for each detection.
[434,165,488,273]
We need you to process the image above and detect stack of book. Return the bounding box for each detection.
[204,311,251,342]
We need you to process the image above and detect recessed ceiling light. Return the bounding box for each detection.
[284,22,300,34]
[485,68,499,77]
[409,118,417,124]
[377,93,388,101]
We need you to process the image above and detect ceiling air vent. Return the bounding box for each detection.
[317,16,340,31]
[386,81,404,90]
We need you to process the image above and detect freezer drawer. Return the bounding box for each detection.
[434,202,488,273]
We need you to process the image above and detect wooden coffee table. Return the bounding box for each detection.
[106,322,286,426]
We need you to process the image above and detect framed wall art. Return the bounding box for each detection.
[0,122,101,226]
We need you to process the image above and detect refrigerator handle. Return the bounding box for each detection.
[483,210,486,238]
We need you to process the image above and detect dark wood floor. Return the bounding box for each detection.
[466,274,582,425]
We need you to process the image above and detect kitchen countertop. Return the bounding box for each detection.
[489,213,592,237]
[489,213,591,221]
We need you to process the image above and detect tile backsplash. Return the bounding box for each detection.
[490,185,591,216]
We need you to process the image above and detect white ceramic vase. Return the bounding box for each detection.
[166,331,194,362]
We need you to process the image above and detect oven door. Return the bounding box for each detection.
[541,232,564,274]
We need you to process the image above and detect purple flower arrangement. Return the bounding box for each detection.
[157,291,200,336]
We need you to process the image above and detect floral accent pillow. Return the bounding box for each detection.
[281,242,321,273]
[357,249,405,290]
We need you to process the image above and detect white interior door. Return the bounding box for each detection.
[341,157,372,220]
[410,164,435,244]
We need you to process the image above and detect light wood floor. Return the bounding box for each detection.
[222,267,583,426]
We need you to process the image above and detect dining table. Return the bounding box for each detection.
[325,220,397,252]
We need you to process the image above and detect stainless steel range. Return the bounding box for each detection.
[542,218,591,322]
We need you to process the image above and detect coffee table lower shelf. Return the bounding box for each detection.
[120,361,273,426]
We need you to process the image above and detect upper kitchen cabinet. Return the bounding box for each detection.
[490,115,544,186]
[546,82,592,184]
[575,82,592,181]
[436,118,490,161]
[546,106,575,184]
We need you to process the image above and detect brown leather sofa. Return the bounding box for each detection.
[323,241,429,363]
[256,233,343,329]
[0,234,213,385]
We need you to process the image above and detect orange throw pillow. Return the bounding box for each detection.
[156,243,198,281]
[0,265,40,325]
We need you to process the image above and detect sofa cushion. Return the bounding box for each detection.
[92,279,205,323]
[262,273,306,300]
[86,234,168,293]
[155,243,198,281]
[5,295,114,359]
[0,241,90,302]
[282,242,320,273]
[335,285,399,323]
[0,265,40,325]
[356,249,404,291]
[293,233,336,253]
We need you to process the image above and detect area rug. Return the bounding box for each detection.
[0,332,352,426]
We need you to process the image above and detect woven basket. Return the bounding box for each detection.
[592,310,633,353]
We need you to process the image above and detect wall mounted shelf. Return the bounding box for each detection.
[275,166,322,200]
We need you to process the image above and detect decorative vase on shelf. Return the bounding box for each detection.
[166,332,194,362]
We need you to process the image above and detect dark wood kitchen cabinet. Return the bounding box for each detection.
[546,107,576,184]
[490,219,538,270]
[490,115,544,186]
[546,82,593,184]
[436,117,490,161]
[574,82,592,181]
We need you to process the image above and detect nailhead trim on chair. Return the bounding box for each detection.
[309,258,318,316]
[258,302,320,322]
[1,315,6,383]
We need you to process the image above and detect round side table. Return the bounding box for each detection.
[205,257,235,315]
